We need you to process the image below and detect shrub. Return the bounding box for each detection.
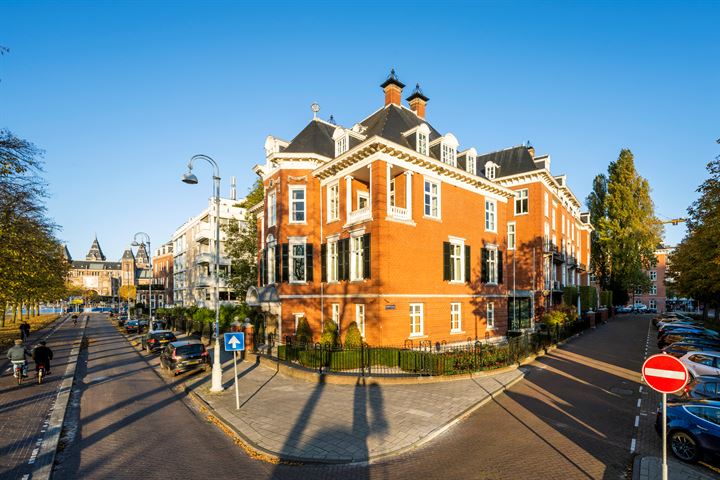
[344,321,362,348]
[369,348,400,368]
[563,286,578,307]
[319,320,338,347]
[295,317,313,345]
[542,310,567,326]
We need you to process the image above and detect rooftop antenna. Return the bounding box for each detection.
[311,102,320,120]
[230,176,237,201]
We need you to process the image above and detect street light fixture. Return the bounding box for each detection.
[182,154,223,393]
[132,232,152,326]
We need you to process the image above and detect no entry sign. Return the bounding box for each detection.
[642,354,689,394]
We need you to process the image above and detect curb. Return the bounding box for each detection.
[32,314,89,480]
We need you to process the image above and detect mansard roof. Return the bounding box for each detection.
[85,237,106,261]
[71,260,121,270]
[135,243,149,264]
[476,145,538,178]
[359,104,442,149]
[282,119,336,158]
[122,248,135,261]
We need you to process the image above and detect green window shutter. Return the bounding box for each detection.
[339,238,350,281]
[281,243,289,283]
[443,242,451,281]
[362,233,371,279]
[305,244,313,282]
[274,244,280,282]
[481,248,489,283]
[497,250,503,284]
[321,244,327,283]
[465,245,471,283]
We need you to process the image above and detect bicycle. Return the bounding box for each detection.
[36,362,47,384]
[11,361,27,385]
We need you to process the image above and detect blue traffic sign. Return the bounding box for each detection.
[223,332,245,352]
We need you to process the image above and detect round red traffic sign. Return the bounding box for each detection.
[642,354,689,394]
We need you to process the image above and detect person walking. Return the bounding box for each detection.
[19,320,30,343]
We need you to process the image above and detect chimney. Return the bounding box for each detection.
[406,83,429,119]
[230,176,237,201]
[380,68,405,106]
[525,141,535,158]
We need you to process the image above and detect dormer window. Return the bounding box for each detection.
[485,162,497,180]
[465,148,477,175]
[416,124,430,156]
[333,128,349,157]
[440,133,459,167]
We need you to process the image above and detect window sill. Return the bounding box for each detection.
[408,334,427,339]
[514,212,529,217]
[289,281,308,285]
[288,221,308,226]
[326,218,340,225]
[450,330,466,335]
[385,216,417,226]
[449,280,465,285]
[423,215,442,223]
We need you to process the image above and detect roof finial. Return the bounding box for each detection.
[311,102,320,120]
[329,115,336,125]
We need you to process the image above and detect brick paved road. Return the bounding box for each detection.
[52,314,660,480]
[0,315,80,480]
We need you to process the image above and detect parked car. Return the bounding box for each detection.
[633,304,648,313]
[118,314,128,326]
[663,342,720,358]
[160,340,209,375]
[659,333,720,350]
[125,319,140,334]
[150,320,167,331]
[657,320,704,331]
[656,399,720,463]
[679,352,720,378]
[646,307,658,314]
[677,376,720,401]
[617,306,633,314]
[141,330,177,353]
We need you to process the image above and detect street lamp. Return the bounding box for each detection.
[182,154,223,393]
[132,232,152,325]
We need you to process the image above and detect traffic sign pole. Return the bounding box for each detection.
[662,392,667,480]
[234,351,240,410]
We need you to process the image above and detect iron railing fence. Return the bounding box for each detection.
[271,318,590,377]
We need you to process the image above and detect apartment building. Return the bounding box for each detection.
[250,71,591,346]
[634,246,674,312]
[145,242,174,308]
[172,184,245,308]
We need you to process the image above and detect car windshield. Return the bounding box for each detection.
[176,344,204,355]
[156,332,175,340]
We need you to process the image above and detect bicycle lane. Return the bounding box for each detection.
[0,314,85,480]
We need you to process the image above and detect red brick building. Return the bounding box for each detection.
[249,71,591,346]
[634,246,673,312]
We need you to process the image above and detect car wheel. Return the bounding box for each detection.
[670,430,701,463]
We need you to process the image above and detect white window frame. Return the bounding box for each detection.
[485,199,497,232]
[508,222,516,250]
[355,304,365,337]
[335,134,348,157]
[650,284,658,295]
[289,239,306,283]
[487,246,498,284]
[289,186,306,224]
[466,155,476,175]
[544,192,549,217]
[485,162,496,180]
[515,189,529,215]
[424,179,441,219]
[293,312,304,332]
[417,131,428,156]
[350,234,364,281]
[268,190,277,227]
[389,178,396,207]
[450,302,462,333]
[357,190,369,210]
[327,183,340,222]
[649,299,657,309]
[552,208,556,230]
[649,271,657,281]
[331,303,340,325]
[449,238,465,283]
[410,303,424,337]
[327,239,339,283]
[487,302,495,329]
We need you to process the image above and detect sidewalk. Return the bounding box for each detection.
[186,351,524,464]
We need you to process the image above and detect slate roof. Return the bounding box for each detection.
[122,248,135,261]
[135,243,149,265]
[283,120,336,158]
[63,245,72,261]
[476,146,538,178]
[85,237,106,261]
[71,260,121,270]
[359,104,442,150]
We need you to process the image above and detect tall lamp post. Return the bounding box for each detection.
[132,232,152,325]
[182,154,223,393]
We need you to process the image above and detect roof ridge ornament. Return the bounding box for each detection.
[380,68,406,89]
[311,102,320,120]
[406,82,429,102]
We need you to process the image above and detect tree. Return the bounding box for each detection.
[222,178,264,300]
[118,285,136,304]
[586,149,663,305]
[667,146,720,321]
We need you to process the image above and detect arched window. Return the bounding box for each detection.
[441,133,458,167]
[333,128,348,157]
[416,124,431,156]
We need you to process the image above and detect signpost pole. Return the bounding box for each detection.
[662,392,668,480]
[234,351,240,410]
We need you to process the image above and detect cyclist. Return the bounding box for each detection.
[32,340,53,376]
[73,316,78,326]
[6,339,30,378]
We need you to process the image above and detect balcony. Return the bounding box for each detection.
[388,205,410,221]
[552,251,566,264]
[543,241,558,254]
[195,224,212,242]
[578,262,587,272]
[567,256,577,268]
[195,252,230,266]
[196,275,227,288]
[552,281,565,291]
[347,206,372,225]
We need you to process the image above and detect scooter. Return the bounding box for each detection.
[36,362,47,384]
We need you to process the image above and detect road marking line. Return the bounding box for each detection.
[644,368,686,380]
[634,415,640,427]
[630,438,636,453]
[637,398,642,408]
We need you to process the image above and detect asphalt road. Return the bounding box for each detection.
[52,313,651,480]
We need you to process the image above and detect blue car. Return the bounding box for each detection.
[656,399,720,463]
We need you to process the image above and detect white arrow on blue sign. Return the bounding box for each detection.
[223,332,245,352]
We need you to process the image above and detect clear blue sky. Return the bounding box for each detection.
[2,1,718,260]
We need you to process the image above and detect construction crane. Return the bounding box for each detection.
[661,218,686,226]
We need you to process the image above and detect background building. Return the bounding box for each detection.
[172,183,245,308]
[634,246,677,312]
